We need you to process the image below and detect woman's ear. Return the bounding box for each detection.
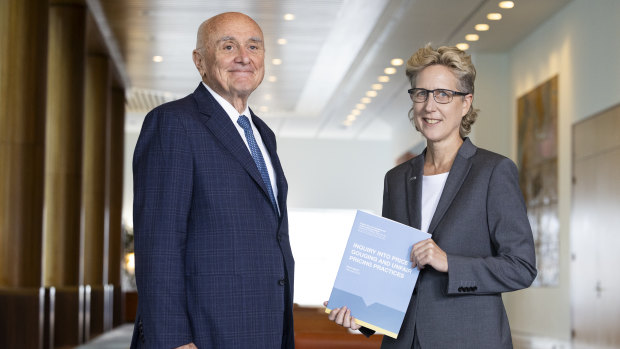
[461,94,473,117]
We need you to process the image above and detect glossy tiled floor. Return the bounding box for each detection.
[75,324,133,349]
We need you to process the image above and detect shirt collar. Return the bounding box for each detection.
[202,82,251,119]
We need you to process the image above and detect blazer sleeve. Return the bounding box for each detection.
[446,157,537,294]
[132,108,194,347]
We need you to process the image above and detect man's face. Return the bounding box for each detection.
[194,14,265,102]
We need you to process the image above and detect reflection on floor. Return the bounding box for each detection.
[76,324,133,349]
[73,322,576,349]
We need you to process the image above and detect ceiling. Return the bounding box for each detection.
[89,0,572,139]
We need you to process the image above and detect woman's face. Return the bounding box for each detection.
[411,65,472,144]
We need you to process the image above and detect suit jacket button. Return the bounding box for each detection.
[278,279,286,286]
[458,287,464,292]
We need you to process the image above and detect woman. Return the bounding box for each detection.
[326,45,537,348]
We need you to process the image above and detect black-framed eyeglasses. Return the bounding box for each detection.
[407,88,469,104]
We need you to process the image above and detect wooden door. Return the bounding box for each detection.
[571,104,620,348]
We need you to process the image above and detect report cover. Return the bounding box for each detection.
[325,210,431,338]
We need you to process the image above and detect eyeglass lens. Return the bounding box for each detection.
[410,89,454,104]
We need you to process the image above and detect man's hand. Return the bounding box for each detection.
[324,301,361,330]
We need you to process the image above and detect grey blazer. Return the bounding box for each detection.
[380,138,537,349]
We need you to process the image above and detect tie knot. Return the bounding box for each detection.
[237,115,251,130]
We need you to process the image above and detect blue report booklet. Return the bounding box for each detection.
[326,210,431,338]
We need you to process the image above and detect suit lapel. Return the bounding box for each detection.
[406,154,424,230]
[427,138,476,236]
[193,84,274,206]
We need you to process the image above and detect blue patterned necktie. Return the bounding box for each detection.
[237,115,278,214]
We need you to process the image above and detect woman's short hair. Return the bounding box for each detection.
[406,44,478,138]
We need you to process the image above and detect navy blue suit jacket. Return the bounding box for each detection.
[131,83,295,348]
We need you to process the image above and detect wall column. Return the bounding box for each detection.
[108,87,126,328]
[0,0,48,347]
[43,0,87,346]
[82,53,111,339]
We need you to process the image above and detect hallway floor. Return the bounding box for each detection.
[76,324,133,349]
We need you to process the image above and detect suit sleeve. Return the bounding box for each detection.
[133,109,194,347]
[446,158,537,294]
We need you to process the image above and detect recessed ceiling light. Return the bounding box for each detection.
[465,34,479,41]
[372,83,383,90]
[277,38,287,45]
[366,91,378,97]
[456,43,470,51]
[264,94,272,101]
[152,55,163,62]
[361,97,372,104]
[487,13,502,20]
[384,67,397,75]
[272,58,282,65]
[356,104,366,110]
[390,58,404,66]
[347,114,357,121]
[342,119,353,127]
[283,13,295,21]
[378,76,390,83]
[499,1,514,9]
[475,23,490,31]
[259,106,268,112]
[351,109,361,116]
[268,76,277,82]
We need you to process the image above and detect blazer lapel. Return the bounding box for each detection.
[427,138,476,236]
[406,154,425,230]
[193,84,274,205]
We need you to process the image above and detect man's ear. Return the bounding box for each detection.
[192,50,204,75]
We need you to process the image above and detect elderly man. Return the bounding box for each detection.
[131,12,295,349]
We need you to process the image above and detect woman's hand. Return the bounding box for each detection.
[323,301,361,330]
[411,238,448,272]
[175,343,197,349]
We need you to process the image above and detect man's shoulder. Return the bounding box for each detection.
[150,93,197,115]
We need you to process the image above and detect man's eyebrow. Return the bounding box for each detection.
[217,36,236,43]
[216,36,263,46]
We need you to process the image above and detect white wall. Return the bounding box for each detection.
[276,137,393,214]
[473,0,620,342]
[469,52,511,157]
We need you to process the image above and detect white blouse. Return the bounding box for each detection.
[421,172,449,233]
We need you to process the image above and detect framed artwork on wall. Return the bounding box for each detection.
[517,75,559,287]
